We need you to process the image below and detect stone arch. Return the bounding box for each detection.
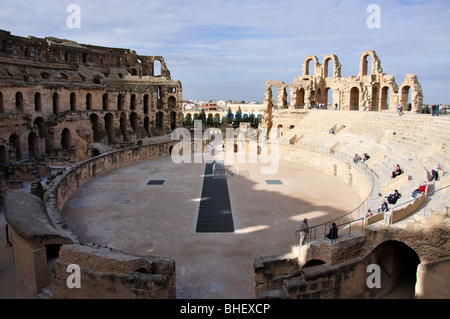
[61,128,71,150]
[325,87,333,107]
[86,93,92,110]
[303,55,319,76]
[9,134,21,162]
[102,93,108,110]
[90,113,101,143]
[104,113,115,144]
[302,259,326,269]
[119,112,128,141]
[117,93,124,111]
[359,50,383,77]
[380,86,390,110]
[53,92,59,115]
[168,96,176,108]
[130,94,136,110]
[130,112,138,132]
[33,117,45,138]
[371,86,379,111]
[143,94,149,114]
[34,92,42,112]
[144,116,150,137]
[296,87,305,107]
[400,85,411,111]
[154,59,162,76]
[170,111,177,131]
[15,91,24,113]
[368,240,421,298]
[350,87,360,110]
[156,111,164,134]
[69,92,76,111]
[28,132,39,160]
[322,54,341,78]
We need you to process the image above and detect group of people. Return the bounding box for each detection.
[354,153,370,164]
[430,104,444,116]
[297,162,444,246]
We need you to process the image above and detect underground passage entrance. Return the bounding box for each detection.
[371,240,421,299]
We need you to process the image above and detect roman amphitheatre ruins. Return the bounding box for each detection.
[0,29,448,299]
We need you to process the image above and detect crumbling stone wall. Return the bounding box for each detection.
[0,29,183,170]
[262,50,423,130]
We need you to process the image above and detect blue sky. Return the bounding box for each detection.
[0,0,449,103]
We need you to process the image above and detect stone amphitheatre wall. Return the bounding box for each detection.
[0,29,183,175]
[5,139,179,298]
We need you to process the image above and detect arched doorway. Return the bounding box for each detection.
[170,111,177,131]
[61,128,71,150]
[350,87,359,110]
[28,132,39,160]
[401,86,411,111]
[296,88,305,108]
[371,87,379,111]
[104,113,115,144]
[130,112,138,133]
[15,92,24,113]
[381,86,390,111]
[370,240,421,299]
[168,96,176,109]
[9,134,21,162]
[156,111,164,135]
[119,112,128,141]
[90,114,101,142]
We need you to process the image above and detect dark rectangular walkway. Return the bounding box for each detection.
[196,161,234,233]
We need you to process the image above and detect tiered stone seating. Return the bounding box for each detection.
[274,109,450,221]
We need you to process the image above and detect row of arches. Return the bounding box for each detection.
[0,90,178,115]
[0,110,178,164]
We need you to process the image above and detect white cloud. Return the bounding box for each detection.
[0,0,449,103]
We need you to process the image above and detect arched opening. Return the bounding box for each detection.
[120,112,128,141]
[104,113,115,144]
[157,87,163,109]
[90,114,101,142]
[282,87,290,108]
[27,132,39,160]
[61,128,71,150]
[102,93,108,110]
[371,87,379,111]
[361,54,372,76]
[326,88,332,107]
[86,93,92,110]
[143,94,149,114]
[33,117,46,138]
[117,93,123,111]
[350,87,360,110]
[154,60,162,76]
[130,112,138,133]
[15,92,24,113]
[0,145,7,164]
[168,96,176,109]
[380,87,390,111]
[401,86,411,111]
[324,58,333,78]
[306,59,315,76]
[53,92,59,115]
[69,92,76,111]
[130,94,136,110]
[170,111,177,131]
[296,88,305,108]
[45,244,62,261]
[9,134,21,162]
[34,92,42,112]
[156,111,164,134]
[371,240,421,299]
[144,116,151,137]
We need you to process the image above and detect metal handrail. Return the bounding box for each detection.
[385,183,450,224]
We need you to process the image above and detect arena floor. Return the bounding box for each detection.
[60,147,362,299]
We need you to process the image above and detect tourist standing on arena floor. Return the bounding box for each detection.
[299,218,309,246]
